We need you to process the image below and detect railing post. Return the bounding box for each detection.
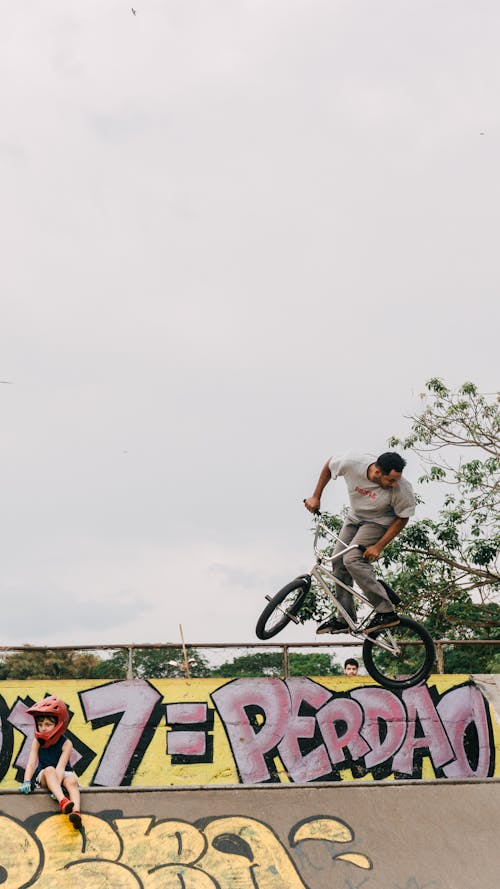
[282,645,290,678]
[127,647,134,679]
[435,640,445,674]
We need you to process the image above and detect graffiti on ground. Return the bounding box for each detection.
[0,676,497,787]
[0,809,373,889]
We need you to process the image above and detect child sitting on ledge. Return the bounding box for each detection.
[18,695,82,829]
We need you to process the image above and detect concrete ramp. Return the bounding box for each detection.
[1,780,499,888]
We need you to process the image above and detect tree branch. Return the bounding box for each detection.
[400,545,500,585]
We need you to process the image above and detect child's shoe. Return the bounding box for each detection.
[59,797,74,815]
[69,811,82,829]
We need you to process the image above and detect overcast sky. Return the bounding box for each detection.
[1,1,498,651]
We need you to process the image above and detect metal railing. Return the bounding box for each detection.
[1,639,499,679]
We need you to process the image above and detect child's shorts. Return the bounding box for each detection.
[35,770,76,788]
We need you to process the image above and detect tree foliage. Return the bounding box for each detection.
[91,647,211,679]
[0,649,101,680]
[211,651,342,677]
[388,378,499,593]
[0,647,211,680]
[386,379,499,656]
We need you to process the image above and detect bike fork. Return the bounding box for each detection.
[264,594,301,624]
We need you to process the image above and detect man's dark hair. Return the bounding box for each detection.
[376,451,406,474]
[344,658,359,669]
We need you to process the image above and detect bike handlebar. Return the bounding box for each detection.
[304,500,366,553]
[303,499,321,516]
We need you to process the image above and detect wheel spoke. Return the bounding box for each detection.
[256,577,310,639]
[363,616,435,689]
[264,590,301,632]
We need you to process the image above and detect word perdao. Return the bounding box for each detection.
[211,678,495,783]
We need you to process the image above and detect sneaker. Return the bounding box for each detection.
[69,811,82,829]
[316,617,349,635]
[59,797,74,815]
[365,611,400,633]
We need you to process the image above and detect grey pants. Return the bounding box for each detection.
[332,519,394,620]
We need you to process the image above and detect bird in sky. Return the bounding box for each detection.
[132,7,136,14]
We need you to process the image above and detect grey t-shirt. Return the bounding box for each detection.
[328,453,416,527]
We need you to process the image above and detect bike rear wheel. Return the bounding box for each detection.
[362,616,435,690]
[256,576,311,640]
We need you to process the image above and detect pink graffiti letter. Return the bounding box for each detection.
[80,679,161,785]
[392,686,454,775]
[211,678,290,783]
[350,687,407,769]
[166,703,209,756]
[316,696,370,766]
[277,678,332,782]
[438,684,493,778]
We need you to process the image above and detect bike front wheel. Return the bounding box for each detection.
[362,616,435,690]
[255,576,311,640]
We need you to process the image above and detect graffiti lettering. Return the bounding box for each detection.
[391,687,454,775]
[7,697,95,780]
[316,696,370,766]
[277,679,332,782]
[350,687,406,771]
[0,811,373,889]
[79,680,163,785]
[212,678,291,783]
[211,678,495,783]
[0,678,496,787]
[166,702,215,763]
[0,697,14,782]
[437,684,494,778]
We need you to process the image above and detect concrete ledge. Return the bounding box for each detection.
[1,779,499,889]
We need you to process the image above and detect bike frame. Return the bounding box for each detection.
[311,517,402,655]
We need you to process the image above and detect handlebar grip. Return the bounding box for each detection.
[303,499,321,516]
[358,544,366,553]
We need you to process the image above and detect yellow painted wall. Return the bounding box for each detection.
[1,675,498,787]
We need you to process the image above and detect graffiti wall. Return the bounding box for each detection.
[1,781,499,888]
[0,675,498,788]
[0,806,373,889]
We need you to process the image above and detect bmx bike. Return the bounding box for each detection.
[255,513,435,690]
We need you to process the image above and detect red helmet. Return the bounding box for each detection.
[27,696,70,747]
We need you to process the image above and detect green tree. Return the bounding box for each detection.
[211,651,342,677]
[386,379,499,670]
[0,649,101,680]
[91,647,210,679]
[289,652,342,676]
[486,651,500,672]
[388,378,499,602]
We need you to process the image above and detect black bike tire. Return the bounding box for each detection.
[362,616,435,690]
[255,576,311,640]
